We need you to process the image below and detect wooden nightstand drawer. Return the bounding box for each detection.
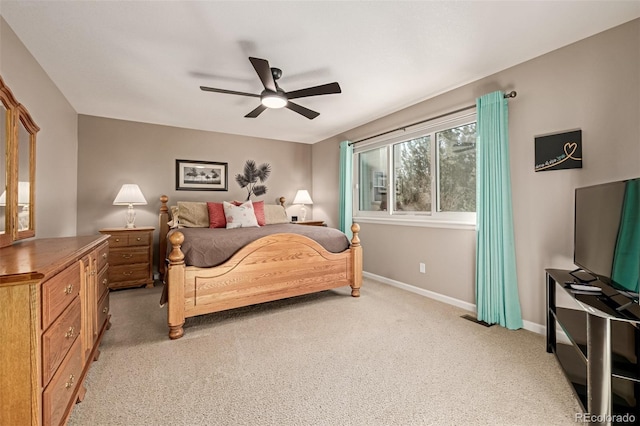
[42,262,81,328]
[100,227,154,289]
[109,263,150,285]
[42,297,81,385]
[128,232,150,247]
[108,247,150,266]
[107,231,151,248]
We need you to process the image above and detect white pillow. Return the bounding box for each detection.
[223,200,259,229]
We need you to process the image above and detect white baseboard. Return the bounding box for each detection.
[363,271,545,335]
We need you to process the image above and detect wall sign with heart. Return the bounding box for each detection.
[534,129,582,172]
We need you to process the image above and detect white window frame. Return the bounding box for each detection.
[353,109,477,229]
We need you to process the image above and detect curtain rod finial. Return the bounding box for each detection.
[504,90,517,99]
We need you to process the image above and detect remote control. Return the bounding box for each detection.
[570,283,601,292]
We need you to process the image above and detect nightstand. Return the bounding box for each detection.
[293,220,326,226]
[99,227,154,289]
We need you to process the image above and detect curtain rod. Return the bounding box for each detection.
[349,90,517,146]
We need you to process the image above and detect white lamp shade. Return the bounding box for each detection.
[113,184,147,205]
[293,190,313,205]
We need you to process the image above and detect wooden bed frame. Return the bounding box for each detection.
[158,195,362,339]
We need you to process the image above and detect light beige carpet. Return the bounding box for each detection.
[68,278,580,425]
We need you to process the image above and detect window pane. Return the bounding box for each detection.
[393,136,431,212]
[437,123,476,212]
[359,147,388,211]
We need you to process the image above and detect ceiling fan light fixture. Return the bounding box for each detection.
[261,93,287,109]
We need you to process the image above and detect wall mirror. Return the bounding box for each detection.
[0,76,38,248]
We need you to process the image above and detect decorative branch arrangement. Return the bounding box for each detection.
[235,159,271,200]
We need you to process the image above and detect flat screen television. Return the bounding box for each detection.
[573,177,640,293]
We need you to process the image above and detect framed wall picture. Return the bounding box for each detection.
[175,159,228,191]
[534,129,582,172]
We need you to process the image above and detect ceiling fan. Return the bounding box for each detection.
[200,57,341,120]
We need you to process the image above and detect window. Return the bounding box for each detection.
[354,111,476,225]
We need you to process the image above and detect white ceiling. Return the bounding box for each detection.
[1,1,639,144]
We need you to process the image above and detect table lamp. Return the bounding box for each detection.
[113,184,147,228]
[293,189,313,222]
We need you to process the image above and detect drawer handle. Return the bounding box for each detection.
[102,253,108,259]
[136,237,142,241]
[63,284,74,295]
[103,306,109,314]
[121,254,133,259]
[122,271,133,276]
[65,374,75,389]
[65,326,75,339]
[114,238,120,242]
[102,278,108,285]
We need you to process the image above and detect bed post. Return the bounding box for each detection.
[167,231,186,339]
[159,195,169,277]
[350,223,362,297]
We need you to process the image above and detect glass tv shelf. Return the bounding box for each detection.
[546,269,640,425]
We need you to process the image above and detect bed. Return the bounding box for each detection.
[158,195,362,339]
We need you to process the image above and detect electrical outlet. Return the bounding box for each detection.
[419,262,426,274]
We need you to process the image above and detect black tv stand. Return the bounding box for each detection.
[569,267,597,283]
[546,269,640,425]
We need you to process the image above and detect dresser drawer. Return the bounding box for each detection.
[97,291,110,332]
[43,337,82,426]
[109,263,150,286]
[97,264,109,301]
[42,297,81,385]
[96,242,109,272]
[42,262,81,328]
[108,247,149,266]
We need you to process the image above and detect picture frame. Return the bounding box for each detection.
[175,159,228,191]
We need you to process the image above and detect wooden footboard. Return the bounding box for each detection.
[165,224,362,339]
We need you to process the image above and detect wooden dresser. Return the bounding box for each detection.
[0,235,110,426]
[99,227,154,289]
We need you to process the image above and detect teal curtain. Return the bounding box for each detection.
[339,140,353,240]
[475,91,523,330]
[612,179,640,292]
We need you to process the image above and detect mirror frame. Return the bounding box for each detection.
[0,75,39,248]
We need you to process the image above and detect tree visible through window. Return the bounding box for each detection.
[437,123,476,212]
[355,112,476,221]
[394,136,430,212]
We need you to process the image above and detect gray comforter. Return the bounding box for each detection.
[167,224,351,268]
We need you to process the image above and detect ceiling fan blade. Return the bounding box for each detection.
[249,57,277,92]
[245,104,268,118]
[286,101,320,120]
[200,86,260,98]
[285,82,342,100]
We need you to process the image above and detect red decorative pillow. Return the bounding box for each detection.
[207,202,226,228]
[232,200,265,226]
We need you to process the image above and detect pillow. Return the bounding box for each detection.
[177,201,209,228]
[207,202,227,228]
[232,200,265,226]
[224,200,259,229]
[167,205,180,228]
[264,204,289,225]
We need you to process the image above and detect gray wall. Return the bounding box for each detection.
[77,115,312,271]
[312,19,640,328]
[0,17,79,238]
